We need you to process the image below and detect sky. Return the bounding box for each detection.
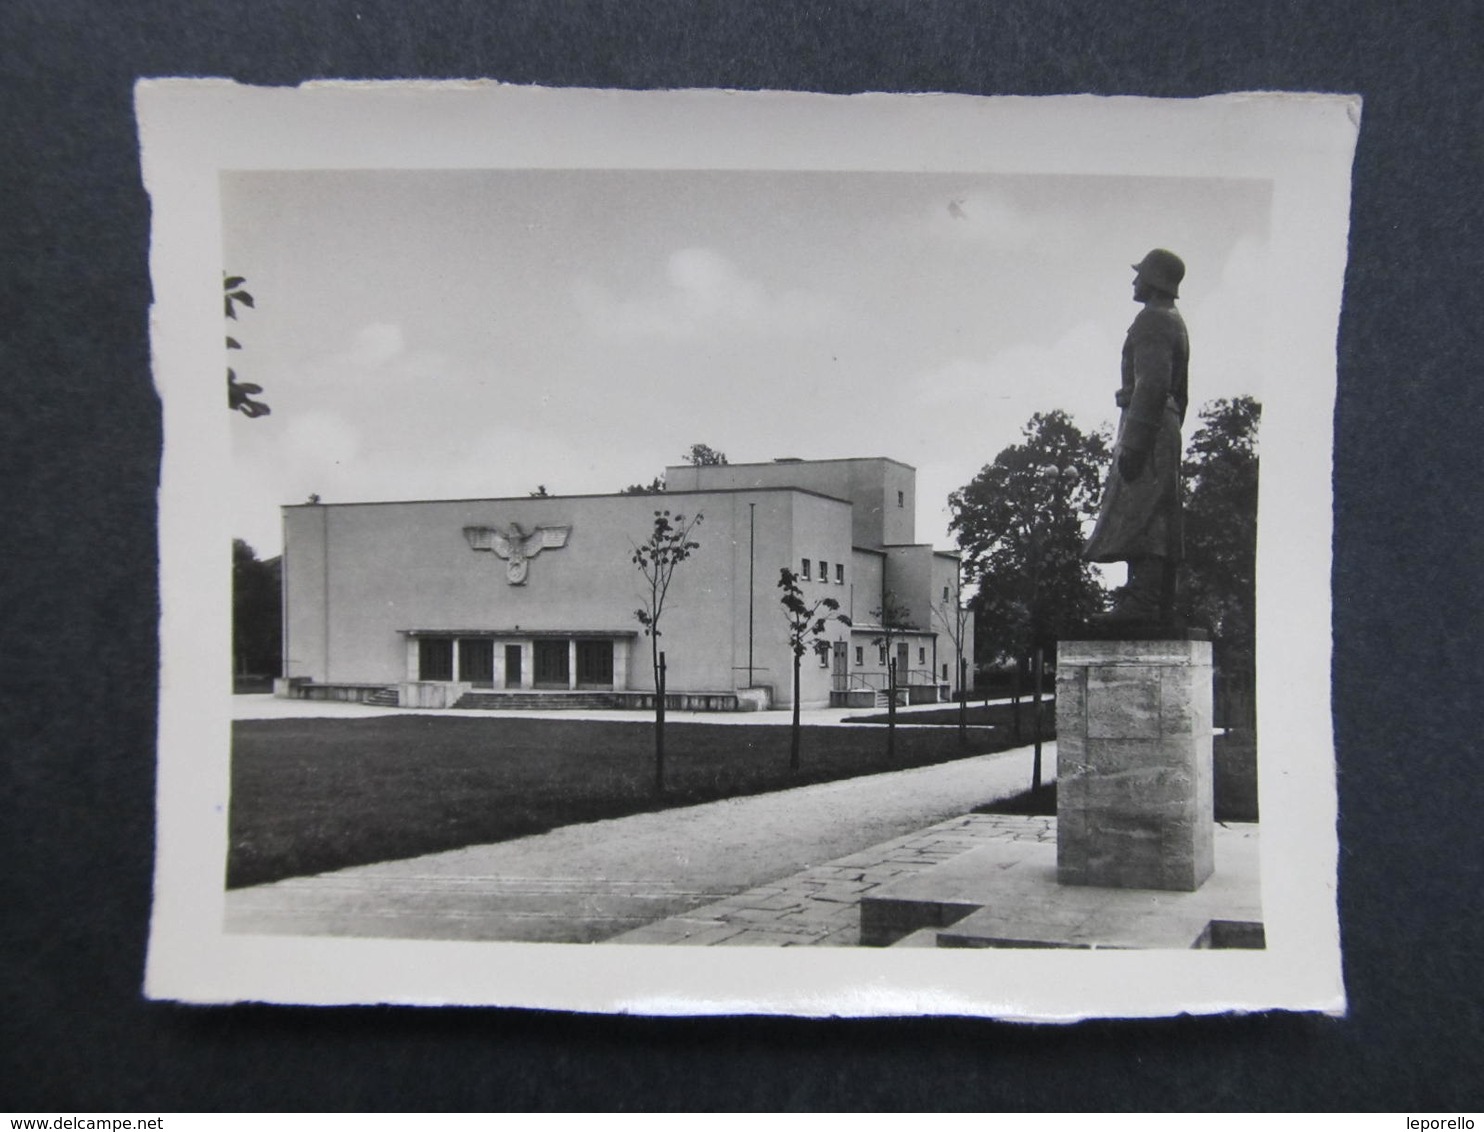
[224,168,1270,558]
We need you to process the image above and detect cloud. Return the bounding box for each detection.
[284,411,360,466]
[574,246,839,340]
[911,321,1121,439]
[291,321,456,403]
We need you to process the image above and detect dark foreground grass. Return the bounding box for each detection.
[976,780,1058,816]
[229,715,1027,888]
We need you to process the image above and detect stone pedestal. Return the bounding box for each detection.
[1056,637,1214,891]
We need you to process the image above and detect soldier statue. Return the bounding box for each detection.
[1084,249,1189,625]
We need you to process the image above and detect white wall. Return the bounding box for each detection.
[281,486,855,705]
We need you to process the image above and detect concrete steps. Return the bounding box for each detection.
[453,691,617,711]
[451,689,749,712]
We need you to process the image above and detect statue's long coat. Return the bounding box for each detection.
[1083,303,1189,563]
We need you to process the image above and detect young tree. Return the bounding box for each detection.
[778,567,851,771]
[870,590,914,760]
[632,510,704,791]
[225,274,270,418]
[932,564,972,746]
[948,410,1110,665]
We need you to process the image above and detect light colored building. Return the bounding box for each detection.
[278,456,972,710]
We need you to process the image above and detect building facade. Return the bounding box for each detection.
[277,457,971,710]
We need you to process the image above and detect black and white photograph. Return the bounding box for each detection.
[142,82,1355,1017]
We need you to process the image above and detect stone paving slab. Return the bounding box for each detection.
[609,813,1260,951]
[607,813,1053,946]
[878,822,1262,950]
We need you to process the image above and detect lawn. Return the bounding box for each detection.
[229,713,1031,888]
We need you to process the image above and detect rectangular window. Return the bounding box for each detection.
[943,585,951,601]
[897,490,905,508]
[576,639,614,687]
[818,560,827,581]
[942,663,950,681]
[919,647,926,664]
[458,638,495,686]
[835,563,845,585]
[855,646,864,665]
[819,648,830,668]
[801,558,811,580]
[418,637,453,681]
[878,645,887,665]
[533,639,570,687]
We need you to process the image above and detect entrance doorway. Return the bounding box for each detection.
[503,645,523,689]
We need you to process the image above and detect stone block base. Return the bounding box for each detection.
[1056,637,1214,891]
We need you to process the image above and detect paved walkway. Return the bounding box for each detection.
[608,813,1056,947]
[227,740,1057,945]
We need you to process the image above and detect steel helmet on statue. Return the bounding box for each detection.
[1131,248,1185,298]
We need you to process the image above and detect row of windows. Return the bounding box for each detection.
[847,645,930,666]
[800,558,845,584]
[827,651,957,686]
[417,636,614,687]
[824,648,954,682]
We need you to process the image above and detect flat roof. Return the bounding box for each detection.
[282,484,852,509]
[664,455,917,473]
[400,628,639,638]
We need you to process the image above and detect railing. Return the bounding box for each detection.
[832,668,938,694]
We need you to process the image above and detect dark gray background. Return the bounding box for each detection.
[3,0,1481,1112]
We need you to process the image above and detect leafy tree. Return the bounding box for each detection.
[620,476,666,495]
[618,443,726,494]
[225,274,269,418]
[948,410,1110,664]
[778,567,851,771]
[869,590,915,760]
[683,443,728,466]
[631,510,704,791]
[529,485,550,497]
[233,539,281,681]
[1179,397,1261,675]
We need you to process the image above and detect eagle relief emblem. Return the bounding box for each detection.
[463,522,571,585]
